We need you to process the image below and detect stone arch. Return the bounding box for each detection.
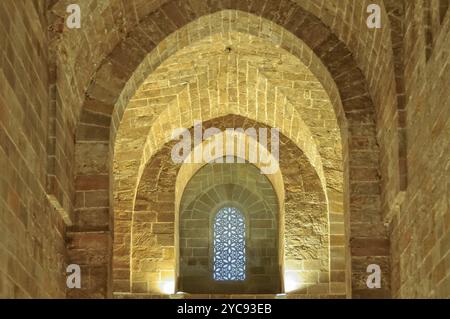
[125,115,333,297]
[72,8,389,298]
[111,29,344,226]
[178,164,280,294]
[110,29,346,296]
[175,130,286,217]
[54,1,398,136]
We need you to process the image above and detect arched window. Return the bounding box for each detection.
[213,207,246,281]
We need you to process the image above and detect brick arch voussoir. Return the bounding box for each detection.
[73,1,386,298]
[76,5,376,219]
[80,1,376,136]
[133,114,326,212]
[180,172,278,215]
[130,141,331,296]
[117,114,334,295]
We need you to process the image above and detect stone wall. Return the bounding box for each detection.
[0,0,449,299]
[389,2,450,298]
[179,163,281,294]
[125,115,334,297]
[110,25,347,297]
[73,6,385,299]
[0,0,66,298]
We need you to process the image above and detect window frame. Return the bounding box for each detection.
[209,202,249,283]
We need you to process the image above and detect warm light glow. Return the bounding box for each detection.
[161,280,175,295]
[284,271,303,293]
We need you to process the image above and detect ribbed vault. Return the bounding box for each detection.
[70,7,390,299]
[125,115,333,297]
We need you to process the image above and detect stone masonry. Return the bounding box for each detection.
[0,0,448,299]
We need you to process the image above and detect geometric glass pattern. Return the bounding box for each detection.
[213,207,246,281]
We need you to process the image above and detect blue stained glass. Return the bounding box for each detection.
[213,207,246,281]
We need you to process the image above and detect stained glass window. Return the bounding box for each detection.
[213,207,246,281]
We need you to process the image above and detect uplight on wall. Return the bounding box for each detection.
[284,271,303,293]
[160,280,175,295]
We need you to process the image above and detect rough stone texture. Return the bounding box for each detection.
[110,30,346,296]
[178,163,280,294]
[123,115,335,297]
[0,0,448,299]
[389,1,450,298]
[68,8,386,298]
[0,0,66,298]
[106,13,382,297]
